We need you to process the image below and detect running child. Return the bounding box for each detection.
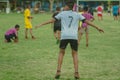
[52,7,61,44]
[78,6,95,47]
[96,4,104,20]
[112,3,119,20]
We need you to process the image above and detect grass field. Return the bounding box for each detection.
[0,12,120,80]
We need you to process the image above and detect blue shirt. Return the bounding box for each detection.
[112,5,119,14]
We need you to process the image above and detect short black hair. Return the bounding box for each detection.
[83,6,88,11]
[65,0,75,9]
[56,7,61,11]
[15,24,20,28]
[25,4,31,8]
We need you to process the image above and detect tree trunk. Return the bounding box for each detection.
[49,0,54,12]
[14,0,17,9]
[56,0,60,7]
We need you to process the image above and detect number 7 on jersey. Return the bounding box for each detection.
[68,16,73,28]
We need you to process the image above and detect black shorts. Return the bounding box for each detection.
[118,13,120,15]
[5,33,17,42]
[53,26,61,32]
[59,39,78,51]
[108,11,111,13]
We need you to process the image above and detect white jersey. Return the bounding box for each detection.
[55,10,85,40]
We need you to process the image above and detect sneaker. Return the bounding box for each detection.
[55,70,61,79]
[74,72,80,79]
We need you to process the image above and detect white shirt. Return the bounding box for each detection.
[55,10,85,40]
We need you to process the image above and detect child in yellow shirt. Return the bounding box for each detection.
[24,5,35,39]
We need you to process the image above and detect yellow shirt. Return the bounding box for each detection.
[24,9,32,28]
[79,12,83,27]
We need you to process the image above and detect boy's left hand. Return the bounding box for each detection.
[98,29,104,33]
[35,24,42,29]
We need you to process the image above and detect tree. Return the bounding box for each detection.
[49,0,54,12]
[48,0,64,12]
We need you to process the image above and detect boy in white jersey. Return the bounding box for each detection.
[35,1,104,79]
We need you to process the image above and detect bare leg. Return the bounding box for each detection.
[56,31,61,44]
[54,32,57,39]
[54,32,58,44]
[57,31,61,40]
[98,16,99,20]
[86,32,88,47]
[114,16,118,20]
[25,28,28,39]
[78,27,83,45]
[78,33,83,45]
[29,29,35,39]
[55,49,65,79]
[98,16,102,21]
[71,49,80,79]
[56,49,65,71]
[117,16,119,20]
[114,16,116,20]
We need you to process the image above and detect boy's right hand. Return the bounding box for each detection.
[14,39,18,43]
[35,25,39,29]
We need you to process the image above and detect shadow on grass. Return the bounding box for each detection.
[42,77,94,80]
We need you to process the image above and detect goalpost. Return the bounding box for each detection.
[0,0,10,13]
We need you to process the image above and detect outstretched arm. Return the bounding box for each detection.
[35,18,56,28]
[85,20,104,33]
[91,17,95,22]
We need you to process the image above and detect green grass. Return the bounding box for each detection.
[0,12,120,80]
